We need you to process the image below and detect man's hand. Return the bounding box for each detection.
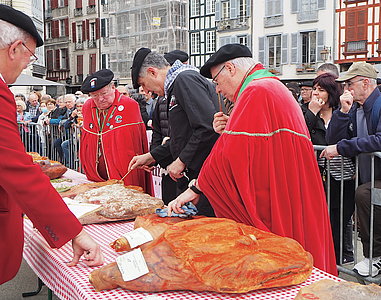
[308,96,325,115]
[340,90,354,114]
[167,157,186,181]
[213,112,229,134]
[67,229,104,267]
[320,145,339,160]
[128,153,156,171]
[167,188,201,215]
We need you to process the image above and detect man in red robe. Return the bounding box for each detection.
[80,69,153,195]
[168,44,337,275]
[0,4,103,285]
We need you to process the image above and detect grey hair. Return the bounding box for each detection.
[0,20,31,48]
[317,63,339,77]
[139,52,170,77]
[63,94,76,102]
[76,96,88,104]
[214,57,258,75]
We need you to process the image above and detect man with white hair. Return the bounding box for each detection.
[167,44,337,275]
[0,4,103,284]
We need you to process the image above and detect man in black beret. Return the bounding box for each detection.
[79,69,153,195]
[299,80,314,105]
[128,48,220,216]
[0,4,103,285]
[164,50,189,66]
[167,43,337,275]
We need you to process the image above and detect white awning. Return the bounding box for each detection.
[9,74,64,86]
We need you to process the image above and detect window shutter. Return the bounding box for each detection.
[281,34,288,65]
[317,0,325,10]
[82,21,86,41]
[357,9,367,40]
[215,1,221,21]
[64,0,68,6]
[346,11,356,42]
[316,30,325,62]
[65,18,69,37]
[65,49,69,70]
[90,53,97,74]
[86,20,90,40]
[55,49,60,70]
[246,0,251,17]
[77,55,83,75]
[76,0,82,9]
[72,22,76,42]
[230,0,238,19]
[88,0,96,6]
[248,34,252,49]
[258,36,265,65]
[291,33,299,64]
[47,50,54,71]
[96,19,100,39]
[291,0,299,14]
[54,20,59,38]
[51,0,58,9]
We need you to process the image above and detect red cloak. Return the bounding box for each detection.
[198,75,337,275]
[80,90,153,195]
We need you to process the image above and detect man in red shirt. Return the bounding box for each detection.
[0,5,103,284]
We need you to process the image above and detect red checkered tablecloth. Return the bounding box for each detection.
[23,219,342,300]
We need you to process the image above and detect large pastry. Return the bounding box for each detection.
[294,279,381,299]
[27,152,67,179]
[72,183,164,224]
[90,217,313,293]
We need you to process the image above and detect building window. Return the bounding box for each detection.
[77,24,82,43]
[298,0,318,22]
[301,31,316,64]
[205,0,215,14]
[191,32,200,54]
[238,35,248,46]
[101,18,109,37]
[267,35,281,68]
[222,1,230,20]
[239,0,247,20]
[58,0,65,7]
[60,19,66,36]
[90,22,96,41]
[102,53,109,69]
[206,31,216,53]
[265,0,282,16]
[46,22,52,39]
[61,48,68,69]
[190,0,200,17]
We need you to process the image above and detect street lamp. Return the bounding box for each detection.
[320,46,331,62]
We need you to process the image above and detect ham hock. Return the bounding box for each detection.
[90,217,313,293]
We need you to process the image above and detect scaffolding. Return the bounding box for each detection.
[108,0,188,82]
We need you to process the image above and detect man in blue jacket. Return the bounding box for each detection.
[321,62,381,277]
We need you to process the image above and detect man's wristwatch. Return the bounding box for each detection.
[188,179,202,195]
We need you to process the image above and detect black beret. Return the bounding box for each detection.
[81,69,114,93]
[200,44,252,78]
[164,50,189,65]
[131,48,151,89]
[299,81,313,88]
[0,4,43,47]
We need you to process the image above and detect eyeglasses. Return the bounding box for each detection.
[343,78,365,88]
[22,42,38,66]
[212,65,225,84]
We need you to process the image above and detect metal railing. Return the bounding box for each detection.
[314,145,381,284]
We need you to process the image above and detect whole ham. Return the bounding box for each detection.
[294,279,381,299]
[90,217,313,293]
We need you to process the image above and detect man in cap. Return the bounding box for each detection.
[0,4,103,284]
[321,61,381,276]
[299,81,313,105]
[80,69,153,194]
[164,50,189,65]
[128,48,220,216]
[167,44,337,275]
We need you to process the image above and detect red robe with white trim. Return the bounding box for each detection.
[80,90,153,195]
[198,74,337,274]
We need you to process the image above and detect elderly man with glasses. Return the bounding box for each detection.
[321,61,381,277]
[79,69,153,195]
[167,43,337,275]
[0,4,103,285]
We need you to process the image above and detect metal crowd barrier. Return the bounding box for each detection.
[18,122,82,172]
[314,145,381,284]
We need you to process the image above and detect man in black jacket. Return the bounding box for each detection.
[128,48,220,216]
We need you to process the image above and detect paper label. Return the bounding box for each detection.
[116,248,149,281]
[63,197,101,219]
[123,228,153,249]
